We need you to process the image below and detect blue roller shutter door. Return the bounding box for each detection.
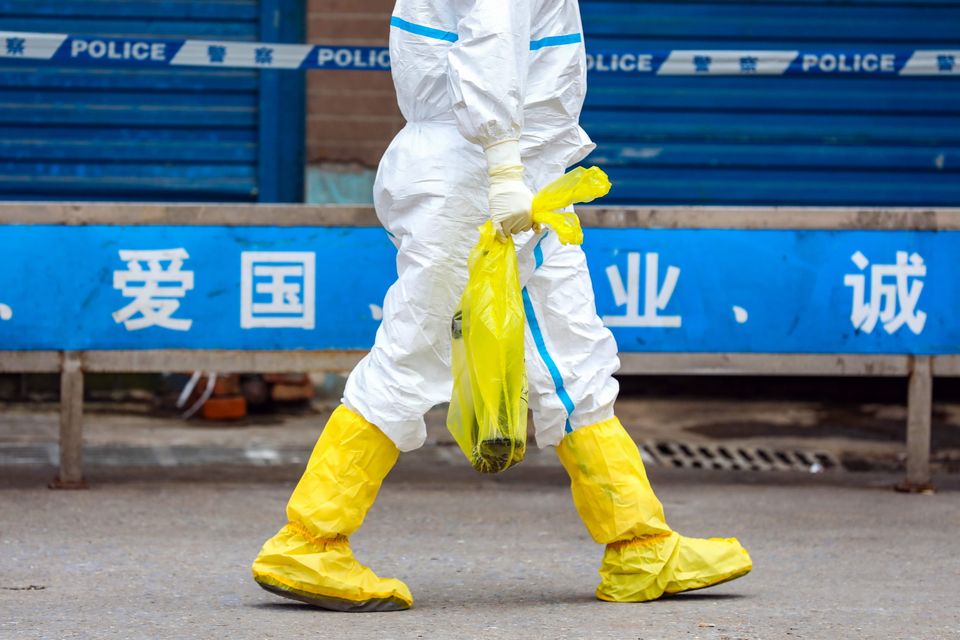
[0,0,304,202]
[580,1,960,206]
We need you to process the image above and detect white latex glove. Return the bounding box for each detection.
[484,140,534,241]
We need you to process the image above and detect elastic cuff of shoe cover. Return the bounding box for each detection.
[560,415,621,444]
[285,521,348,548]
[484,138,522,173]
[606,532,673,551]
[341,398,425,453]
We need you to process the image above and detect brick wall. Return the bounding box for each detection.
[306,0,401,169]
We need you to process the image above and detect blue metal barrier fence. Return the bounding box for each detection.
[0,203,956,489]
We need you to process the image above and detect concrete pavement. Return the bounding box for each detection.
[2,458,958,640]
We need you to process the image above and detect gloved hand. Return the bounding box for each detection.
[485,140,534,241]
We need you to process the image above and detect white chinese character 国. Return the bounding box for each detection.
[112,248,194,331]
[843,250,927,335]
[241,252,315,329]
[603,251,681,328]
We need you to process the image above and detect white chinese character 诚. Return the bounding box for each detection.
[112,248,194,331]
[241,252,315,329]
[602,251,681,328]
[843,250,927,335]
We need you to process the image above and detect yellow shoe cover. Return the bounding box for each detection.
[597,532,752,602]
[251,405,413,611]
[252,523,413,612]
[557,417,752,603]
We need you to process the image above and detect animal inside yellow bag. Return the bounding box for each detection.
[446,167,612,473]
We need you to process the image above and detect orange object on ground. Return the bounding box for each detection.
[200,395,247,421]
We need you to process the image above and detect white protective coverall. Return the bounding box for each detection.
[343,0,621,451]
[252,2,752,610]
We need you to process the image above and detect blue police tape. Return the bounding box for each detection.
[0,225,956,353]
[1,31,958,76]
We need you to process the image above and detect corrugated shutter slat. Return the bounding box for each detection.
[581,0,960,206]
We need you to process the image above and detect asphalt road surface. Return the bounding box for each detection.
[2,460,958,640]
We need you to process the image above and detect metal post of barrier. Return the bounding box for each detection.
[51,351,86,489]
[900,356,933,492]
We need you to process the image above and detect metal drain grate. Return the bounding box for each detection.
[641,440,840,473]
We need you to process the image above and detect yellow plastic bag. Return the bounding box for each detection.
[447,221,528,473]
[446,166,612,473]
[531,166,611,245]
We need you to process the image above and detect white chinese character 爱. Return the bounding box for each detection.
[241,252,315,329]
[112,248,194,331]
[843,250,927,335]
[603,251,681,328]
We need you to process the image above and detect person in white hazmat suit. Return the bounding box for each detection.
[252,0,753,611]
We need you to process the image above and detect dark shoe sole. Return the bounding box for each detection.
[256,578,410,612]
